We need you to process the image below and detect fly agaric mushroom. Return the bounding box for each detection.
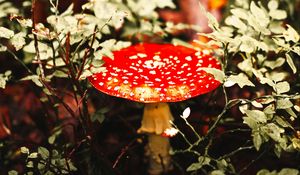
[88,43,221,175]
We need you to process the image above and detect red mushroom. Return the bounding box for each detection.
[88,43,221,175]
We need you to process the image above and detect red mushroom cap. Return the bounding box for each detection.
[89,43,221,103]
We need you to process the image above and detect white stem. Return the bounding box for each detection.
[138,103,173,175]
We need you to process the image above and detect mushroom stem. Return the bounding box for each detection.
[138,103,173,175]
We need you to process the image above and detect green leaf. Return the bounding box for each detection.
[276,99,293,109]
[269,10,287,20]
[253,132,263,150]
[250,2,268,23]
[224,73,254,88]
[210,170,225,175]
[268,71,288,82]
[230,8,249,20]
[0,71,11,89]
[91,107,110,123]
[245,110,267,123]
[186,156,210,172]
[275,81,290,94]
[268,0,278,11]
[278,168,299,175]
[285,108,297,118]
[243,116,258,129]
[262,123,284,142]
[252,69,275,87]
[292,138,300,150]
[28,152,38,159]
[225,15,247,31]
[291,46,300,56]
[38,147,50,159]
[154,0,175,8]
[0,27,14,39]
[251,101,263,108]
[239,36,256,53]
[199,68,225,83]
[227,99,243,109]
[256,169,277,175]
[0,45,7,52]
[11,32,26,51]
[20,147,29,154]
[21,75,43,87]
[199,2,219,30]
[275,116,292,128]
[237,57,253,76]
[285,53,297,74]
[283,24,299,42]
[263,104,275,115]
[8,170,18,175]
[187,162,202,172]
[198,156,210,165]
[263,57,285,69]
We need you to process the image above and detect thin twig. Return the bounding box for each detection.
[238,148,268,174]
[3,46,33,74]
[218,146,254,160]
[112,139,136,168]
[31,0,45,79]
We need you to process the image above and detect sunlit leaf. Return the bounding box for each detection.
[199,68,225,83]
[269,10,287,20]
[285,53,297,74]
[275,81,290,94]
[0,27,14,39]
[245,110,267,123]
[251,101,263,108]
[283,24,299,42]
[243,116,258,129]
[263,57,285,69]
[28,152,38,159]
[181,107,191,119]
[230,8,249,20]
[276,99,293,109]
[38,147,49,159]
[20,147,29,154]
[278,168,299,175]
[224,73,254,88]
[268,0,278,10]
[253,132,262,150]
[262,123,284,142]
[11,32,26,51]
[8,170,18,175]
[275,116,292,128]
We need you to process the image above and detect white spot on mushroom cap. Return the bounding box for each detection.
[185,56,192,61]
[203,49,210,55]
[181,63,188,68]
[114,86,120,91]
[153,55,161,61]
[130,66,138,71]
[177,70,184,75]
[149,70,156,75]
[137,53,147,58]
[155,78,162,82]
[110,72,118,76]
[129,55,138,59]
[195,51,201,56]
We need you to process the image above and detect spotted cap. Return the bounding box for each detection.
[89,43,221,103]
